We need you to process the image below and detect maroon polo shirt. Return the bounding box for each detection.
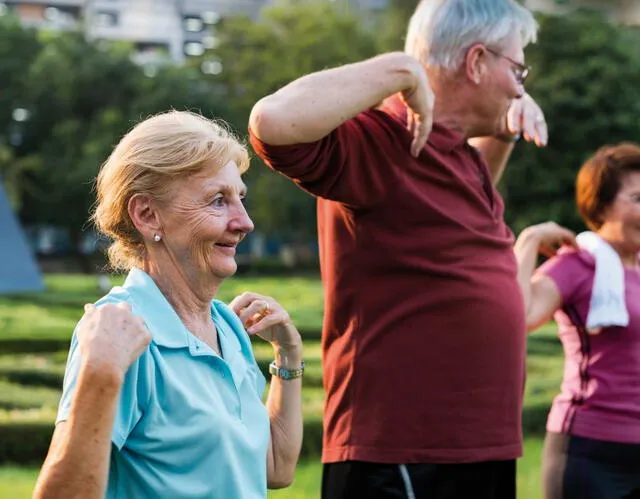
[249,96,526,464]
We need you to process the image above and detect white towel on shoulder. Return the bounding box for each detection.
[576,231,629,330]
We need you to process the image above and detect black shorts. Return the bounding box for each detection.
[322,459,516,499]
[543,432,640,499]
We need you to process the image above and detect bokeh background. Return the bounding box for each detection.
[1,0,639,497]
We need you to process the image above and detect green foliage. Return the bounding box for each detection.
[0,354,65,389]
[376,0,420,52]
[0,23,232,256]
[0,381,60,411]
[0,274,563,499]
[0,466,40,498]
[0,422,54,465]
[0,15,41,209]
[205,0,380,240]
[504,11,640,233]
[2,4,640,244]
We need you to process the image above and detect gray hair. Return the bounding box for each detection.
[405,0,538,70]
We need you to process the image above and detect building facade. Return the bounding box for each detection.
[2,0,270,63]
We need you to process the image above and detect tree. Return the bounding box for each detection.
[504,11,640,233]
[0,15,41,208]
[205,0,379,242]
[14,31,141,269]
[15,30,234,269]
[377,0,419,52]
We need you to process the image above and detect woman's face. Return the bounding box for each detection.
[600,171,640,252]
[158,160,253,282]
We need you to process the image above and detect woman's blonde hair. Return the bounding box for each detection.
[92,110,249,271]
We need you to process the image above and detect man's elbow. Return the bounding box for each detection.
[250,98,284,145]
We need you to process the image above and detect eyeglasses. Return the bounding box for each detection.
[485,47,531,85]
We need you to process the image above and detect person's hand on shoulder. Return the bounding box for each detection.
[78,302,152,380]
[230,292,302,353]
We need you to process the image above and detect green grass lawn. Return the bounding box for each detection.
[0,438,545,499]
[0,274,324,343]
[0,273,564,498]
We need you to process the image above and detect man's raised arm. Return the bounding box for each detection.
[249,52,434,157]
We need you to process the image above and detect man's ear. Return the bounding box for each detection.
[465,44,488,85]
[128,193,163,243]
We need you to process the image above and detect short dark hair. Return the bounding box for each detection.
[576,142,640,230]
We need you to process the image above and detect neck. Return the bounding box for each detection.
[144,256,219,326]
[429,72,477,137]
[597,230,640,268]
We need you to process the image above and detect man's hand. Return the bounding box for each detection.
[400,63,435,158]
[78,302,152,378]
[504,93,548,147]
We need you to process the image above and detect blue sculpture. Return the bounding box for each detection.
[0,178,44,294]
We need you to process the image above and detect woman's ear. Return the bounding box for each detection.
[128,194,163,243]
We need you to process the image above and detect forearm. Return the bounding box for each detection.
[514,229,541,320]
[34,365,122,499]
[265,345,303,489]
[468,137,515,185]
[250,52,421,145]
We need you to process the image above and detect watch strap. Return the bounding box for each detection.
[495,131,521,144]
[269,360,305,380]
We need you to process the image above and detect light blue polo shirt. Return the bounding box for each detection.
[57,268,271,498]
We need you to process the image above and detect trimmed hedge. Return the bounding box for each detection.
[0,331,322,354]
[0,421,54,465]
[0,405,554,466]
[0,368,64,390]
[0,338,70,355]
[0,417,325,465]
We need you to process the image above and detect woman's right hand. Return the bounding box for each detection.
[521,221,578,257]
[78,302,152,379]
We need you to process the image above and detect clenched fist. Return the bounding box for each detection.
[78,302,152,378]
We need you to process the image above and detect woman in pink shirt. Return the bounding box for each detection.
[515,143,640,499]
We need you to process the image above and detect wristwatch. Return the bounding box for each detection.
[495,131,521,143]
[269,360,305,380]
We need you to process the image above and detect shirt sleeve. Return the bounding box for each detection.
[249,109,405,208]
[536,249,594,306]
[56,303,151,451]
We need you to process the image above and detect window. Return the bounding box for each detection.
[202,11,220,25]
[184,42,204,57]
[94,11,118,27]
[202,35,219,49]
[183,16,204,32]
[201,60,222,75]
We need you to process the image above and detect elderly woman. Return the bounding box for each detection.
[33,111,303,499]
[515,143,640,499]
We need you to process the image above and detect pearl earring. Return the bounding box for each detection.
[153,233,162,242]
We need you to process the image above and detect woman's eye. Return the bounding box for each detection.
[212,196,225,207]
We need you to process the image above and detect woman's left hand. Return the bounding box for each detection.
[230,292,302,351]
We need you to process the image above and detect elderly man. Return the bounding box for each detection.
[249,0,545,497]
